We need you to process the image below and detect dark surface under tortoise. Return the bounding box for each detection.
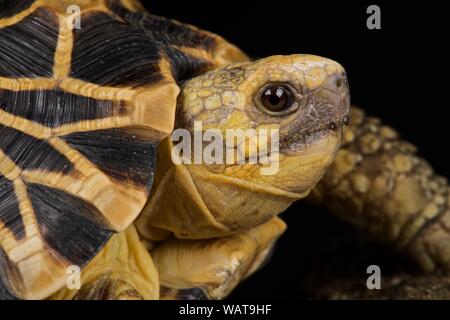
[0,0,449,300]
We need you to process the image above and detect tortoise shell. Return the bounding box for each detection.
[0,0,246,299]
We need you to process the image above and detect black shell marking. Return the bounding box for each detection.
[0,89,128,128]
[27,182,112,267]
[0,0,35,19]
[0,248,19,300]
[0,124,74,174]
[0,7,58,78]
[70,12,163,87]
[62,129,157,188]
[108,0,216,50]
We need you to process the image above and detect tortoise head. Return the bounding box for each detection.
[138,54,350,240]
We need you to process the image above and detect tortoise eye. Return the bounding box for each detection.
[260,85,295,112]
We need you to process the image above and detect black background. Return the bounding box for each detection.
[144,1,450,299]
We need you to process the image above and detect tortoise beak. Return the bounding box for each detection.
[279,72,350,154]
[315,72,351,125]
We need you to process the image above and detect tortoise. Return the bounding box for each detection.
[0,0,449,300]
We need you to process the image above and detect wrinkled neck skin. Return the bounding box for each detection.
[136,54,349,243]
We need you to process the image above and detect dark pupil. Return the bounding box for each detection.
[262,86,290,111]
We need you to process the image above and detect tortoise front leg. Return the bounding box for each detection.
[309,106,450,272]
[50,225,159,300]
[151,217,286,300]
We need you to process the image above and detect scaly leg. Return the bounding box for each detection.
[51,225,159,300]
[151,217,286,300]
[309,106,450,272]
